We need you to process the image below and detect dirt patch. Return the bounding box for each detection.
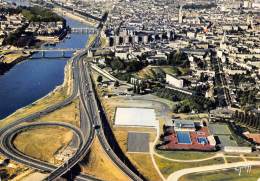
[38,99,80,127]
[80,137,130,181]
[13,126,73,164]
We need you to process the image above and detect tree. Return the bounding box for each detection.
[253,114,258,128]
[110,58,125,70]
[133,84,137,93]
[178,105,191,113]
[241,112,246,124]
[172,104,180,113]
[136,85,140,94]
[114,80,120,87]
[257,116,260,130]
[249,113,255,127]
[245,112,250,126]
[238,112,243,123]
[97,75,103,83]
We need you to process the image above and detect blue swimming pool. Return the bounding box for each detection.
[177,131,191,144]
[197,137,208,144]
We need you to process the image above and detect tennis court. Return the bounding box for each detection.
[197,137,208,144]
[177,131,191,144]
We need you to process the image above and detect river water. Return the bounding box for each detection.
[0,10,90,119]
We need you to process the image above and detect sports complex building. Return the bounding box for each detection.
[161,119,216,151]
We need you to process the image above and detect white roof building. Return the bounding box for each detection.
[114,107,156,127]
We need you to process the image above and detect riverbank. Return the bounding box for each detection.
[0,57,73,126]
[0,58,78,180]
[0,6,95,67]
[0,50,32,75]
[53,7,98,28]
[1,51,31,64]
[0,1,95,119]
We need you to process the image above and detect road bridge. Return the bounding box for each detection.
[70,28,97,34]
[6,48,83,58]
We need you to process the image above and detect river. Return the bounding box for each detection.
[0,10,90,119]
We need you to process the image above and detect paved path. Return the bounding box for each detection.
[167,161,260,181]
[153,150,222,163]
[150,123,166,181]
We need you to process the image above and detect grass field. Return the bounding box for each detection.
[128,153,162,181]
[12,98,80,165]
[135,66,190,80]
[246,157,260,161]
[225,157,244,163]
[155,150,216,160]
[179,166,260,181]
[38,99,80,127]
[86,34,97,48]
[13,126,73,164]
[154,155,224,178]
[2,53,25,64]
[98,95,160,181]
[136,66,163,79]
[113,128,160,181]
[80,137,130,181]
[100,36,107,47]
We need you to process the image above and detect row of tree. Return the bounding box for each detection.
[2,24,29,46]
[233,110,260,130]
[155,87,216,112]
[21,7,64,22]
[104,57,145,73]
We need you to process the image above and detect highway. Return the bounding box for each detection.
[0,47,100,181]
[0,18,106,180]
[78,32,144,181]
[0,122,83,172]
[0,11,144,181]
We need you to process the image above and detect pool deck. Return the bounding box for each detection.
[164,127,215,151]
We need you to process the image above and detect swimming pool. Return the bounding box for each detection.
[177,131,192,144]
[197,137,208,144]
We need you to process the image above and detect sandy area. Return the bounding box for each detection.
[13,126,73,164]
[80,137,130,181]
[21,172,48,181]
[1,51,31,64]
[53,8,98,27]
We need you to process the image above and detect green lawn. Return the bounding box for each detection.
[179,167,260,181]
[161,66,179,75]
[246,157,260,161]
[154,155,224,178]
[156,150,216,160]
[225,157,244,163]
[86,34,97,48]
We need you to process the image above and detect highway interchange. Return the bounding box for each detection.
[0,42,99,181]
[0,10,144,181]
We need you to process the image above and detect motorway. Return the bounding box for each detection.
[0,45,100,181]
[78,34,144,181]
[0,7,145,180]
[0,24,144,181]
[0,122,83,172]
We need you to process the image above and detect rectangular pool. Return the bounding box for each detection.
[177,131,192,144]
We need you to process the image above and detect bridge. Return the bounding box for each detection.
[70,28,97,34]
[30,48,82,58]
[8,47,112,58]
